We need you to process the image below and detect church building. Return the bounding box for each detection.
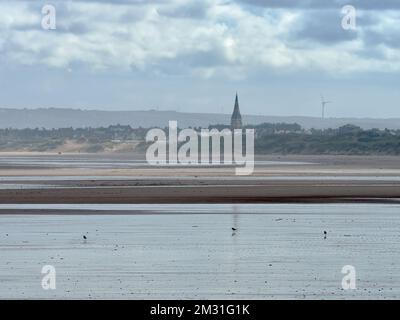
[230,93,242,129]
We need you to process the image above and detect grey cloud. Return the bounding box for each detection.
[354,0,400,10]
[359,12,400,49]
[2,0,400,75]
[238,0,342,9]
[364,29,400,49]
[157,1,210,19]
[17,0,400,10]
[148,49,231,76]
[290,10,359,44]
[57,22,91,35]
[176,50,230,68]
[239,0,400,10]
[18,0,165,4]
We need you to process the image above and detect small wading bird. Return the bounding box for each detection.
[232,227,237,231]
[83,235,87,240]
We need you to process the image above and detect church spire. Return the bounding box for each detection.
[231,92,242,129]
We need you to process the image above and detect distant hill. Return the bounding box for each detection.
[0,108,399,130]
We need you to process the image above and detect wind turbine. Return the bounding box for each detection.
[321,95,332,119]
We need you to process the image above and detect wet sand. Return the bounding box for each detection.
[1,155,400,299]
[1,154,400,203]
[1,181,400,204]
[1,203,400,299]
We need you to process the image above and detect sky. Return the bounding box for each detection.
[0,0,399,118]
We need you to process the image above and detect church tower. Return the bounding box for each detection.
[230,93,242,129]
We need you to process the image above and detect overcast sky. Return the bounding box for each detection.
[0,0,399,118]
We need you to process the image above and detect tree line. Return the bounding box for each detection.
[1,123,400,155]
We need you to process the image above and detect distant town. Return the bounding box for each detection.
[1,122,400,155]
[1,94,400,155]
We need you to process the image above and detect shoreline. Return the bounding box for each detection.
[1,154,400,206]
[2,207,400,299]
[1,198,400,215]
[1,181,400,205]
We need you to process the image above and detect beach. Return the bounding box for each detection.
[0,154,400,203]
[1,203,400,299]
[1,153,400,299]
[1,154,400,204]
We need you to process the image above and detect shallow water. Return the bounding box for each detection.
[0,184,60,190]
[0,203,400,214]
[2,175,400,182]
[0,157,311,169]
[0,203,400,299]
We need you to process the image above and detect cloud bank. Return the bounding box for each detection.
[1,0,399,78]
